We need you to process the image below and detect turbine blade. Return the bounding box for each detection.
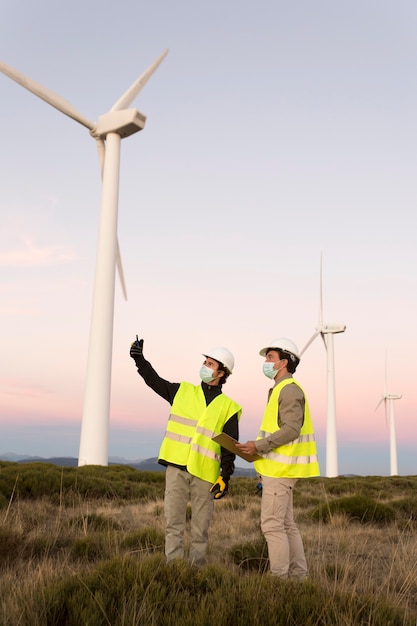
[375,398,384,411]
[95,137,106,177]
[300,331,320,356]
[320,332,327,350]
[116,239,128,301]
[0,60,95,130]
[110,49,169,112]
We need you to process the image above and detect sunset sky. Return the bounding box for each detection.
[1,1,416,476]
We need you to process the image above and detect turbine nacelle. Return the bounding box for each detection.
[93,109,147,139]
[318,323,346,334]
[375,393,402,411]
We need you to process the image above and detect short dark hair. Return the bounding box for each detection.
[277,349,299,374]
[217,363,231,385]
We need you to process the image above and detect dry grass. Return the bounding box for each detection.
[211,494,417,613]
[0,468,416,624]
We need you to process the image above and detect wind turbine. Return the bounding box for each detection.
[375,352,402,476]
[300,256,346,477]
[1,50,169,466]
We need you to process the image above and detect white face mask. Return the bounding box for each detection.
[263,362,279,379]
[200,365,216,383]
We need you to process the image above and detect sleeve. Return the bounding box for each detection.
[220,413,239,481]
[135,354,180,404]
[255,384,305,454]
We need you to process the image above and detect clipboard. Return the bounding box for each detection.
[212,433,262,462]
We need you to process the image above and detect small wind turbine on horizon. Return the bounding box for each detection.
[300,255,346,478]
[375,351,402,476]
[1,50,169,467]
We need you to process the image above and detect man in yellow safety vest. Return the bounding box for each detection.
[130,337,242,566]
[236,337,319,580]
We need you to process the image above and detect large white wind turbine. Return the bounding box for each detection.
[300,257,346,477]
[375,352,402,476]
[1,50,168,466]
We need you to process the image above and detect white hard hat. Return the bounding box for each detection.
[259,338,300,360]
[203,347,235,374]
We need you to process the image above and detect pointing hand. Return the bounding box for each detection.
[130,336,144,364]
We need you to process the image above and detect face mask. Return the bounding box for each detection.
[263,362,278,379]
[200,365,216,383]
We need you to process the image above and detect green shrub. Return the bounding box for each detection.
[0,462,166,504]
[312,494,396,524]
[0,526,71,568]
[15,463,63,499]
[395,496,417,520]
[226,476,258,496]
[68,512,121,532]
[0,526,21,567]
[69,535,109,562]
[229,533,269,572]
[120,527,164,553]
[17,555,411,626]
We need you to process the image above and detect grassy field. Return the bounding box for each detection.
[0,461,416,625]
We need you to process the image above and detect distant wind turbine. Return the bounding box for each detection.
[0,50,169,466]
[300,255,346,477]
[375,352,402,476]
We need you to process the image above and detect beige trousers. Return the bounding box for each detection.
[260,476,308,580]
[164,465,214,566]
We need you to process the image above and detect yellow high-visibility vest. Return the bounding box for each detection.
[254,378,320,478]
[158,382,242,483]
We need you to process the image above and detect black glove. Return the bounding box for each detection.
[130,337,144,365]
[210,476,229,499]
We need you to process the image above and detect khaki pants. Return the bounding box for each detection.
[260,476,308,580]
[164,465,214,566]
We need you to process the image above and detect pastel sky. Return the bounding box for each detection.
[1,1,416,476]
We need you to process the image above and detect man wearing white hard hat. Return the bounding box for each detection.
[236,338,319,580]
[130,338,241,566]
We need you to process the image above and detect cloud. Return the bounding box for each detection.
[0,307,40,317]
[0,378,50,399]
[0,236,77,267]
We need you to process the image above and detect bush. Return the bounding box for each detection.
[0,526,21,567]
[0,462,166,504]
[229,533,269,572]
[1,469,416,625]
[312,494,397,524]
[0,526,71,568]
[120,527,164,553]
[395,496,417,520]
[18,555,411,626]
[70,535,109,562]
[68,512,121,532]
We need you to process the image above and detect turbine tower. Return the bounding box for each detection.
[300,255,346,477]
[0,51,169,466]
[375,352,402,476]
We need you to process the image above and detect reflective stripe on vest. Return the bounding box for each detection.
[254,378,320,478]
[158,382,242,482]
